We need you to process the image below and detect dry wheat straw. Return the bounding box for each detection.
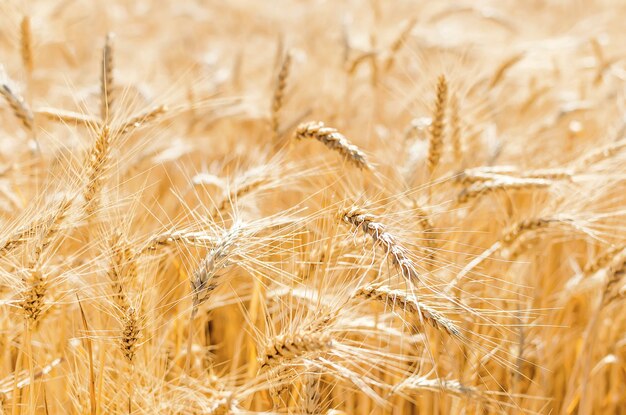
[341,207,421,286]
[295,121,372,170]
[271,52,291,142]
[101,33,115,121]
[427,75,448,176]
[260,329,333,369]
[354,284,461,338]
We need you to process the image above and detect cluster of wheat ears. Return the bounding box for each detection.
[0,1,625,414]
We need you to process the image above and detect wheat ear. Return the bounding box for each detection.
[20,17,33,76]
[300,365,323,414]
[101,33,115,121]
[395,376,483,400]
[35,107,102,127]
[457,178,552,205]
[20,269,46,324]
[190,223,242,317]
[295,121,372,170]
[260,329,333,369]
[121,307,140,363]
[383,17,417,71]
[31,197,73,265]
[585,245,623,275]
[271,52,291,142]
[0,81,34,131]
[354,284,462,338]
[83,125,111,215]
[427,75,448,176]
[117,105,167,135]
[341,207,421,286]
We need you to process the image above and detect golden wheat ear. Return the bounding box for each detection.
[295,121,372,170]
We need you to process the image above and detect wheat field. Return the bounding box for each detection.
[0,0,625,414]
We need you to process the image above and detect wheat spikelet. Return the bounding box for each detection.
[117,105,167,135]
[585,245,623,275]
[35,107,102,127]
[449,94,462,165]
[300,365,323,414]
[456,177,552,205]
[354,284,462,338]
[120,307,140,363]
[190,223,242,317]
[260,329,333,369]
[271,52,291,142]
[295,121,372,170]
[0,81,34,131]
[101,32,115,121]
[341,207,421,286]
[20,17,33,75]
[427,75,448,176]
[20,269,46,324]
[83,125,111,215]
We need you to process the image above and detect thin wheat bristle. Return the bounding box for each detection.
[341,207,421,286]
[354,284,462,338]
[260,329,333,369]
[295,121,372,170]
[427,75,448,176]
[101,32,115,121]
[271,52,291,142]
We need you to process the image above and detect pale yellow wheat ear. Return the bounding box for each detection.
[20,16,33,77]
[101,32,115,122]
[259,328,333,370]
[353,284,462,339]
[271,51,291,143]
[0,77,34,132]
[427,74,448,177]
[295,121,372,170]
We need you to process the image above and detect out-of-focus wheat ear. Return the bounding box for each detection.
[456,178,552,205]
[271,51,291,144]
[101,32,115,122]
[300,365,323,414]
[585,245,623,275]
[295,121,372,170]
[31,197,73,265]
[383,17,417,71]
[121,307,140,363]
[117,105,168,135]
[354,284,463,339]
[35,107,102,127]
[0,81,34,132]
[449,93,462,166]
[573,137,626,170]
[83,125,111,215]
[395,376,484,400]
[211,176,267,218]
[259,329,333,370]
[501,216,574,246]
[488,52,524,88]
[20,17,33,76]
[341,206,421,286]
[20,269,46,325]
[108,232,134,311]
[427,75,448,176]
